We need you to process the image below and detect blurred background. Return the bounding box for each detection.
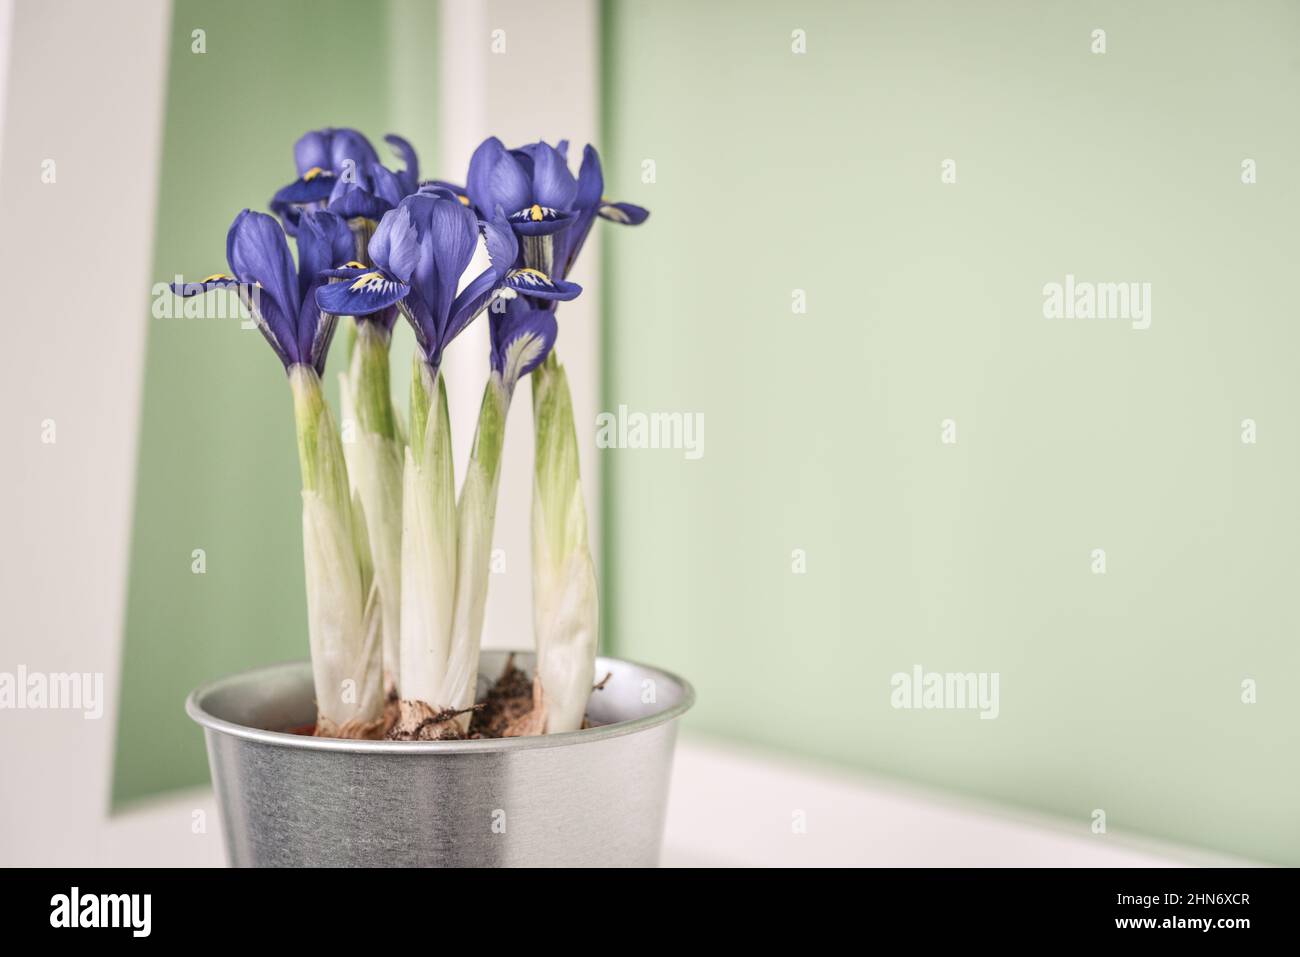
[2,0,1296,866]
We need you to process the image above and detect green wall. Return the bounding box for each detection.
[602,0,1300,864]
[112,0,432,805]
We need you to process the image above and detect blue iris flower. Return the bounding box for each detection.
[550,142,649,282]
[172,209,354,375]
[455,138,648,286]
[271,127,420,236]
[316,192,582,374]
[489,296,559,392]
[434,138,648,374]
[465,137,578,237]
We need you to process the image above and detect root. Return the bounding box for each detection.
[383,687,401,736]
[310,658,603,742]
[315,714,386,740]
[502,677,548,737]
[385,699,479,740]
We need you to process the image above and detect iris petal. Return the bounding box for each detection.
[294,130,333,177]
[327,175,392,222]
[272,173,336,208]
[369,202,422,283]
[482,208,519,272]
[467,137,531,221]
[445,266,500,345]
[328,128,381,180]
[367,164,407,210]
[490,300,557,387]
[227,210,302,365]
[420,180,471,207]
[299,281,338,377]
[385,133,420,191]
[527,142,578,211]
[503,268,581,302]
[599,201,649,226]
[169,274,241,296]
[316,268,409,319]
[269,174,332,236]
[508,205,575,237]
[416,196,479,334]
[551,144,604,278]
[574,145,604,214]
[297,210,355,301]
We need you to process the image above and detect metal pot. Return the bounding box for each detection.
[186,651,694,867]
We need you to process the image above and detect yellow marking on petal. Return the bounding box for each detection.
[200,273,233,283]
[342,261,366,269]
[457,195,470,206]
[303,166,326,181]
[350,271,386,291]
[529,203,544,222]
[513,268,549,282]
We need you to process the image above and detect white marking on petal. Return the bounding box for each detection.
[502,332,545,388]
[600,204,631,224]
[510,204,560,223]
[506,267,554,291]
[350,271,397,295]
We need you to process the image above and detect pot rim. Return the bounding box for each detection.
[186,654,695,754]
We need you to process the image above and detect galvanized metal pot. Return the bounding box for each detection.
[187,651,694,867]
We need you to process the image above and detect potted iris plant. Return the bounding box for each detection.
[180,129,692,867]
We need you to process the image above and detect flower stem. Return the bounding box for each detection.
[287,363,384,737]
[350,321,398,440]
[530,351,598,733]
[443,375,510,717]
[290,364,351,516]
[341,323,404,695]
[408,354,434,464]
[398,361,458,713]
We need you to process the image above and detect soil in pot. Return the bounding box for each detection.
[285,654,608,740]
